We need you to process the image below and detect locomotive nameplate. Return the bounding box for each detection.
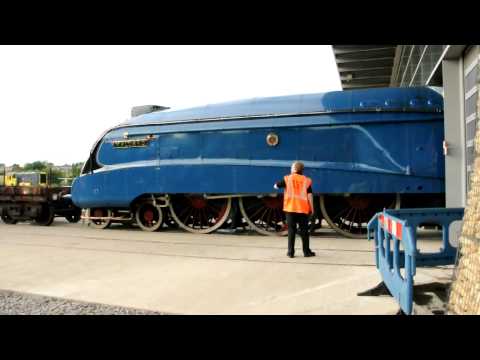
[112,135,155,149]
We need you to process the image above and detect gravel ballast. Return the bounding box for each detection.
[0,290,167,315]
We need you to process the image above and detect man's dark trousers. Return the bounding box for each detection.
[286,212,310,256]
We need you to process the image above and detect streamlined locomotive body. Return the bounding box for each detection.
[72,87,445,237]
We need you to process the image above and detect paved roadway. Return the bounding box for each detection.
[0,219,452,314]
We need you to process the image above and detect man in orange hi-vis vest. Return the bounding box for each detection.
[274,161,315,258]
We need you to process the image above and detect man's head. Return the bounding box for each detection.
[291,161,304,175]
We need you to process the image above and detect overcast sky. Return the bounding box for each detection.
[0,45,341,166]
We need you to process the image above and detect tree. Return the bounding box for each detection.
[71,162,84,178]
[11,164,23,172]
[24,161,49,171]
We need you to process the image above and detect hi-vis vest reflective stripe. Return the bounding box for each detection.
[283,174,312,214]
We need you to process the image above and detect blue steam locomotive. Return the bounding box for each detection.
[72,87,445,238]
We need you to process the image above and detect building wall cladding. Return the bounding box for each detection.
[391,45,448,87]
[448,52,480,315]
[464,46,480,192]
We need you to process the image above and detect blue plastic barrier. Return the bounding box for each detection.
[367,207,464,315]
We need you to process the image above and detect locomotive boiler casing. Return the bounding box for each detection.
[72,87,445,209]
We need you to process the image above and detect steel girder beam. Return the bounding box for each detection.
[332,45,397,90]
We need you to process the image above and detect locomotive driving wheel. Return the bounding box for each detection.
[135,203,164,232]
[239,195,288,236]
[89,208,112,229]
[169,195,232,234]
[319,194,400,239]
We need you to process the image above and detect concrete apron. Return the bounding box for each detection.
[0,221,448,315]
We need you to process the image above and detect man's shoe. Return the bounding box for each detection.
[287,253,294,258]
[304,251,316,257]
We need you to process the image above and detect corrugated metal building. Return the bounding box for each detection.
[332,45,479,209]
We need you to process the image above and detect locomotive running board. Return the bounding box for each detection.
[203,194,279,200]
[81,215,134,221]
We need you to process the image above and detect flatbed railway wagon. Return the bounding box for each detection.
[0,166,81,225]
[72,87,445,238]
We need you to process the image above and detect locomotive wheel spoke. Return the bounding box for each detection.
[332,206,350,222]
[182,207,194,225]
[199,209,207,227]
[169,195,232,234]
[197,209,204,228]
[178,206,191,220]
[348,208,358,233]
[249,204,267,221]
[200,208,207,227]
[320,194,400,239]
[258,208,270,231]
[239,196,287,236]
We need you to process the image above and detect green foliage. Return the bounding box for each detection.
[71,162,84,178]
[24,161,50,171]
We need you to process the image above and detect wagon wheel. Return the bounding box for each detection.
[65,214,81,223]
[135,203,164,232]
[1,214,18,225]
[239,195,288,236]
[169,195,232,234]
[65,209,82,223]
[320,194,400,239]
[89,208,112,229]
[35,205,55,226]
